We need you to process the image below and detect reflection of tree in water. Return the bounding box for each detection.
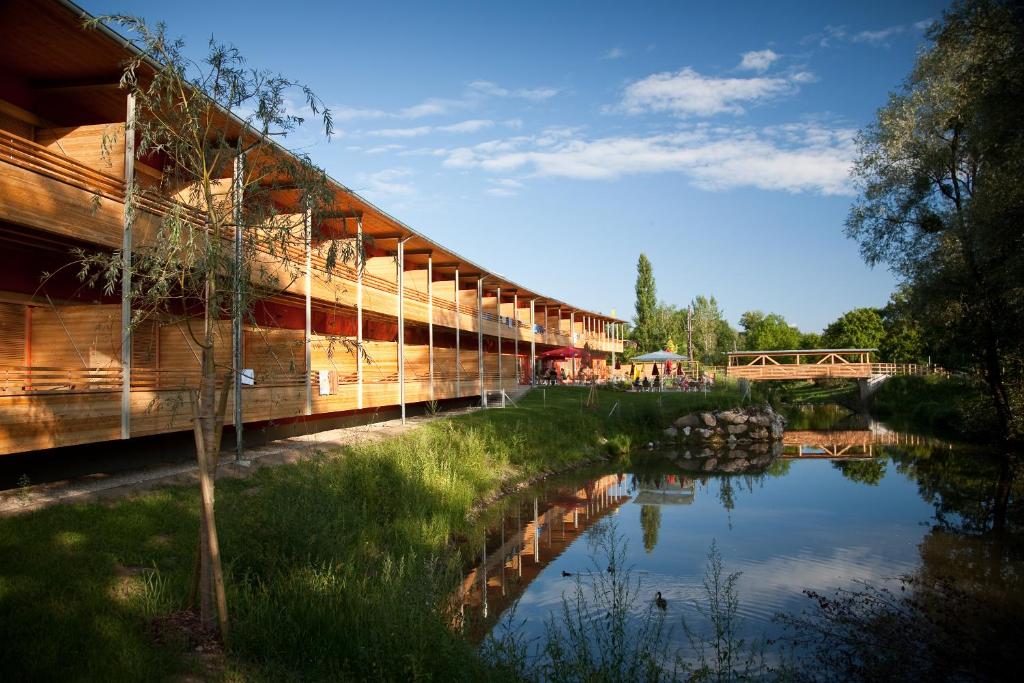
[640,505,661,554]
[832,458,887,486]
[784,446,1024,679]
[889,447,1022,535]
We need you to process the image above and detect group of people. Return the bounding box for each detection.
[542,366,568,385]
[631,373,714,393]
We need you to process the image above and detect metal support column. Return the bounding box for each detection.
[427,254,434,401]
[477,276,485,406]
[120,92,135,440]
[356,219,363,409]
[513,293,518,385]
[397,238,410,423]
[455,267,461,396]
[304,207,312,416]
[529,299,536,386]
[569,311,576,379]
[232,151,245,460]
[496,286,502,396]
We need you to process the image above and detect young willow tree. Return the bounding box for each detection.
[846,0,1023,445]
[78,17,355,636]
[632,253,660,353]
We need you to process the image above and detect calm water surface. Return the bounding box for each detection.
[457,405,1022,652]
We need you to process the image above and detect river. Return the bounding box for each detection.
[456,404,1023,673]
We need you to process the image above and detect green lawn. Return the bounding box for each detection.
[0,386,741,681]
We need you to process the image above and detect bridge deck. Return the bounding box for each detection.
[726,348,876,381]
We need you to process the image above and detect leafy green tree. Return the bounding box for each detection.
[739,311,801,350]
[690,295,729,363]
[798,332,823,350]
[832,459,887,486]
[822,308,885,350]
[880,289,926,363]
[632,254,661,352]
[845,0,1024,443]
[640,505,661,553]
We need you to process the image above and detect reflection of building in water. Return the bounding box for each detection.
[783,429,945,459]
[632,474,695,505]
[455,473,629,639]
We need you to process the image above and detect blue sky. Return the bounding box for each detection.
[91,0,948,331]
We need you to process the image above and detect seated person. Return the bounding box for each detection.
[653,375,661,390]
[632,376,641,390]
[641,376,651,390]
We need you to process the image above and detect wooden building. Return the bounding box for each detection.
[0,0,624,457]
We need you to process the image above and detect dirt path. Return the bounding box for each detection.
[0,408,477,517]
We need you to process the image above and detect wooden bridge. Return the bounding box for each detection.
[781,429,939,458]
[725,349,938,382]
[726,349,875,381]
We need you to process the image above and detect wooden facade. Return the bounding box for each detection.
[0,0,624,456]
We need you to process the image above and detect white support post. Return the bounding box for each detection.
[120,92,135,440]
[304,207,312,416]
[428,254,434,401]
[530,299,536,386]
[455,268,461,397]
[513,293,519,385]
[356,219,363,409]
[397,238,408,423]
[477,277,485,406]
[496,286,502,395]
[570,311,576,379]
[232,151,245,460]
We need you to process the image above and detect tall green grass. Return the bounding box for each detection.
[0,386,740,681]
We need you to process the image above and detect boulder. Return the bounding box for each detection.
[674,414,700,428]
[663,426,678,438]
[700,412,717,427]
[696,428,715,440]
[718,410,748,425]
[683,426,692,436]
[727,424,748,435]
[702,458,719,471]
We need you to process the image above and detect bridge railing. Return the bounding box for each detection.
[871,363,950,377]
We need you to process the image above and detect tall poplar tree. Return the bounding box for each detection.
[632,253,659,352]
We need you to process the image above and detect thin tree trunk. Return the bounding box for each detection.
[191,382,229,639]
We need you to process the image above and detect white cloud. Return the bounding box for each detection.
[367,126,433,138]
[618,67,804,117]
[738,49,779,72]
[357,168,416,197]
[437,119,494,134]
[913,18,935,30]
[332,105,388,122]
[364,144,406,155]
[851,25,905,44]
[485,178,526,198]
[807,23,911,48]
[443,123,856,195]
[467,80,559,101]
[601,47,627,60]
[366,119,495,138]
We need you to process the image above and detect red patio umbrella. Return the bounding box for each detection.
[539,346,583,359]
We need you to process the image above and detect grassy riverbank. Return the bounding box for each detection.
[0,386,740,681]
[870,375,1000,443]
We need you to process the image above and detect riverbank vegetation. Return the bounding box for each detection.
[871,375,1000,443]
[0,386,741,681]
